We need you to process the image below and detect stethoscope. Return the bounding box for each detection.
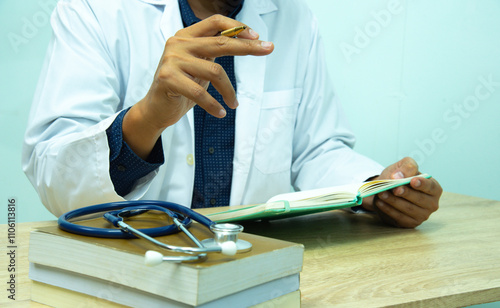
[58,200,252,265]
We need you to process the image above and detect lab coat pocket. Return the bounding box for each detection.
[254,88,302,174]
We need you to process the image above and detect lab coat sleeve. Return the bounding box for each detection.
[107,108,164,196]
[22,1,136,216]
[291,16,384,191]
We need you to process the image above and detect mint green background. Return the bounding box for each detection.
[0,1,499,307]
[1,0,499,225]
[1,0,57,223]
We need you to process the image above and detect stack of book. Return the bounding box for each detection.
[28,216,303,308]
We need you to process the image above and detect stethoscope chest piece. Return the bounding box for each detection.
[201,223,252,253]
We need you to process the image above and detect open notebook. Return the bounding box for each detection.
[197,174,431,222]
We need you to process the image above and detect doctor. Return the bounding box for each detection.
[23,0,441,228]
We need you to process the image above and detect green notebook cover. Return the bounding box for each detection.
[201,174,431,223]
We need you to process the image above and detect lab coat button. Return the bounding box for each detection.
[186,154,194,166]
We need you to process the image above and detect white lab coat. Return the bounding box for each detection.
[22,0,383,217]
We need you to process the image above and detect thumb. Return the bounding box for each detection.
[392,157,419,179]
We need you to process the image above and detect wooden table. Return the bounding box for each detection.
[1,192,500,307]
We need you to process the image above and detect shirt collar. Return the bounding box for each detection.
[177,0,244,27]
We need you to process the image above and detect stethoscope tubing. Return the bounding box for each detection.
[57,200,239,263]
[58,200,215,239]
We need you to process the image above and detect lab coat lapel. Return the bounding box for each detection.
[230,0,277,205]
[159,0,182,42]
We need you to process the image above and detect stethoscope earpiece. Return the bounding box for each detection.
[145,250,164,266]
[219,241,238,256]
[144,240,238,266]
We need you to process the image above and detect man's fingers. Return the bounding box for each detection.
[177,14,258,39]
[393,157,419,179]
[379,190,432,220]
[150,14,272,126]
[186,36,273,58]
[165,35,272,62]
[374,198,421,228]
[389,178,440,211]
[410,177,443,197]
[179,57,238,109]
[166,72,226,118]
[390,183,439,213]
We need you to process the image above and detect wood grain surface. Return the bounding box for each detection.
[1,192,499,307]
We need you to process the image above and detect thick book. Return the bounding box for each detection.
[28,219,303,306]
[197,174,431,222]
[30,264,300,308]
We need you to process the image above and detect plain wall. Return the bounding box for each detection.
[306,0,500,201]
[1,0,499,223]
[1,0,58,223]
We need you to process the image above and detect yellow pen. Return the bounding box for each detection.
[219,26,247,37]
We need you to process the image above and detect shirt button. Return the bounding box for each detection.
[117,165,126,172]
[186,154,194,166]
[208,147,215,154]
[210,198,217,206]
